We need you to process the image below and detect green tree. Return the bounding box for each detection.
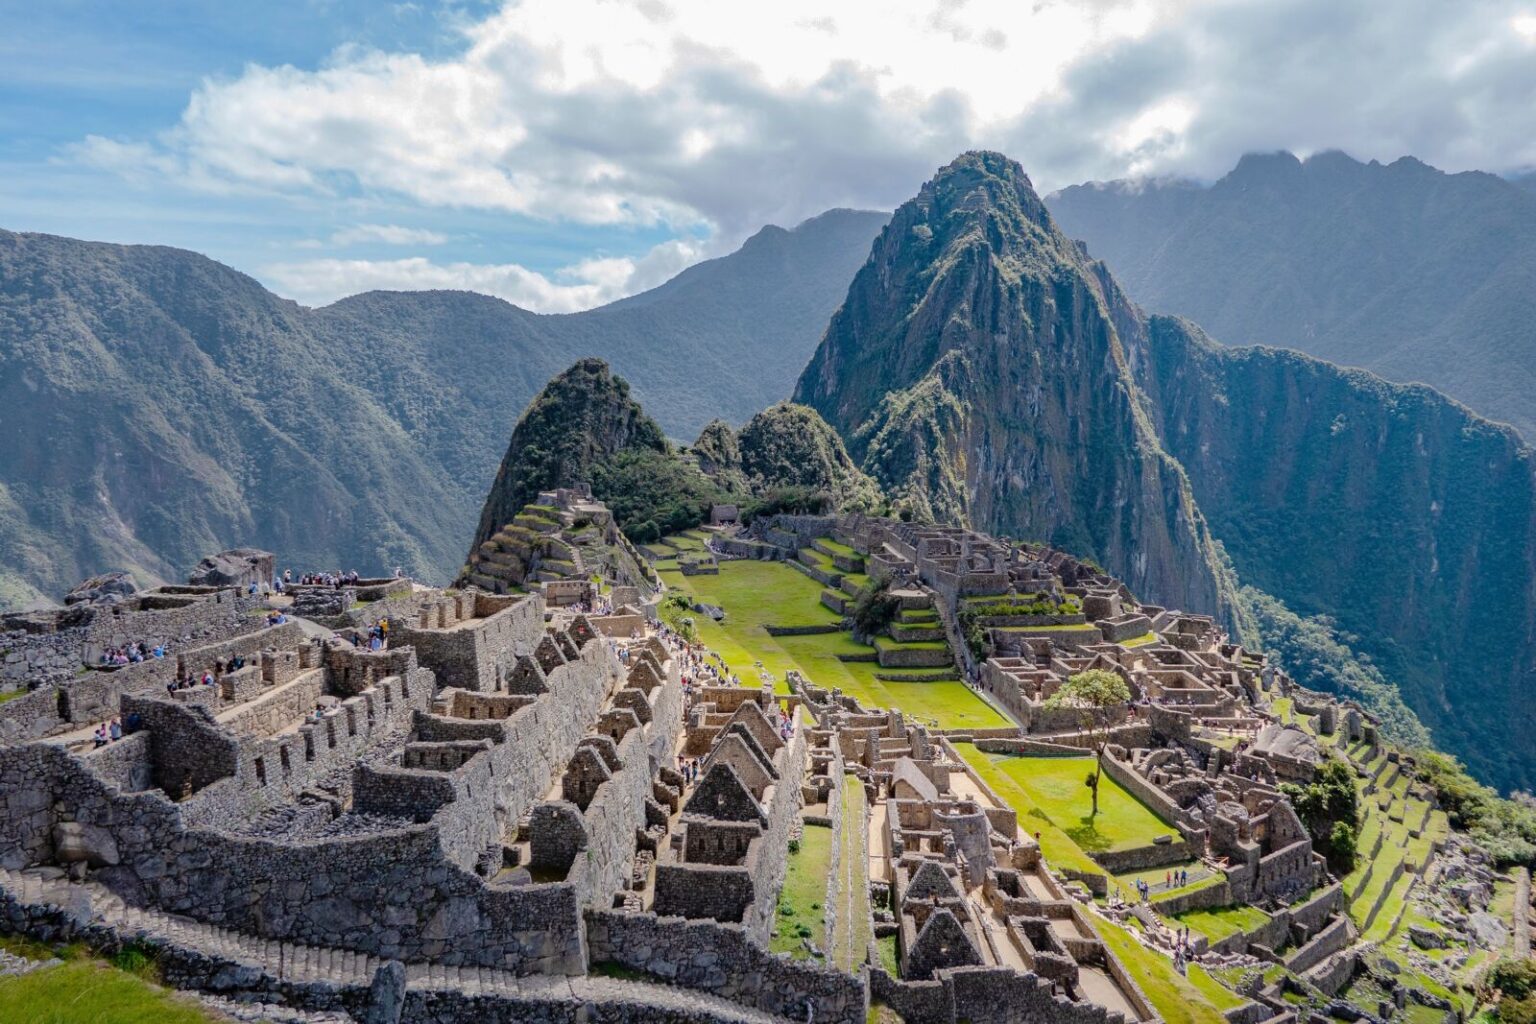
[1043,669,1131,817]
[1279,756,1361,874]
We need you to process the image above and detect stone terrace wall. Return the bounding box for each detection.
[0,740,587,973]
[585,908,866,1024]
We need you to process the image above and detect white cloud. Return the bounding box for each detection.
[311,223,450,247]
[261,237,703,312]
[71,0,1536,300]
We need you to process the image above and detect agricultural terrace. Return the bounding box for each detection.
[655,547,1008,730]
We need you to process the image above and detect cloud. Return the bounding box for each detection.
[261,237,703,312]
[69,0,1536,294]
[299,223,451,248]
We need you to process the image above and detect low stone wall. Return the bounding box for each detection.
[1285,915,1352,974]
[1304,949,1359,997]
[1152,878,1234,916]
[1099,753,1190,830]
[764,623,843,636]
[584,908,866,1024]
[1090,838,1194,874]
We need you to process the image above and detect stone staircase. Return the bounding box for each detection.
[0,866,790,1023]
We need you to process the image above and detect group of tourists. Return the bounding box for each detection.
[348,619,390,651]
[1164,867,1193,889]
[288,569,363,589]
[98,642,166,665]
[166,671,216,693]
[91,716,128,747]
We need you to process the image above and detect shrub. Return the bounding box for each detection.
[851,573,901,640]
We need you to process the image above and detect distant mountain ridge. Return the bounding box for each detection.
[1048,149,1536,440]
[0,209,888,606]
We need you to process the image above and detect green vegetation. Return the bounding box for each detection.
[0,688,26,705]
[0,955,227,1024]
[850,573,900,640]
[772,823,835,958]
[1491,959,1536,1024]
[658,555,1006,728]
[1043,669,1133,817]
[1409,750,1536,867]
[1242,588,1429,747]
[953,745,1176,866]
[1279,756,1361,874]
[1089,916,1232,1024]
[1174,904,1271,943]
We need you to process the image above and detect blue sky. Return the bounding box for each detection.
[0,0,693,309]
[3,0,1535,311]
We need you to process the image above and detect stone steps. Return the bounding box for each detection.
[0,867,791,1023]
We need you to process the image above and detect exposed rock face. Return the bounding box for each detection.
[794,151,1244,630]
[188,549,275,589]
[62,571,137,606]
[1134,319,1536,790]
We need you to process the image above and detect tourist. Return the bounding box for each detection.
[92,725,107,748]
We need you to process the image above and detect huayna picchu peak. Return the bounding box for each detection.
[795,151,1248,638]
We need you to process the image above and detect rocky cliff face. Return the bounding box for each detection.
[1134,318,1536,790]
[735,403,883,511]
[794,152,1244,630]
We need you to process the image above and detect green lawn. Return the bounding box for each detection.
[772,823,835,958]
[951,744,1101,879]
[1120,633,1159,648]
[0,958,226,1024]
[1090,917,1233,1024]
[959,748,1178,855]
[659,556,1007,729]
[1174,904,1271,943]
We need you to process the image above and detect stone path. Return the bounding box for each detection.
[0,867,788,1024]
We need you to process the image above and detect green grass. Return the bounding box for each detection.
[1120,632,1159,648]
[772,823,835,958]
[1116,861,1224,900]
[958,748,1178,855]
[815,537,859,559]
[1189,964,1248,1011]
[872,636,948,652]
[658,555,1006,728]
[0,689,27,705]
[1090,916,1231,1024]
[0,958,227,1024]
[875,933,899,976]
[1174,904,1271,943]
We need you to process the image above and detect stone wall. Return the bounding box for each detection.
[1285,915,1352,974]
[584,908,866,1024]
[0,739,588,973]
[392,595,543,693]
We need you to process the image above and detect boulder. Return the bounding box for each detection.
[188,549,275,589]
[1466,910,1508,949]
[1409,924,1444,949]
[52,821,121,867]
[63,571,137,607]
